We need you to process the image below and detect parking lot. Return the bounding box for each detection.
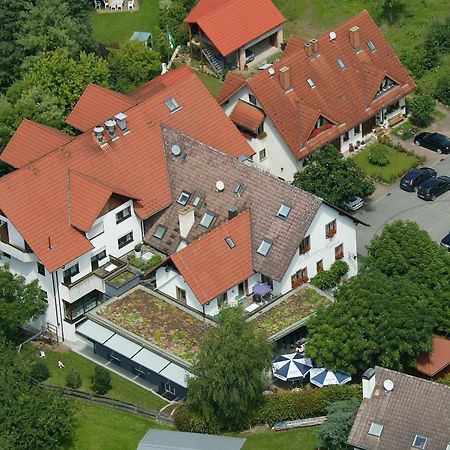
[354,154,450,256]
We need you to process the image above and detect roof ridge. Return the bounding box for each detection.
[376,365,450,390]
[85,83,137,105]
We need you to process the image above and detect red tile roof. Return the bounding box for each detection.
[216,72,246,104]
[185,0,285,56]
[229,100,265,133]
[171,211,253,305]
[221,11,415,160]
[1,119,72,168]
[66,84,137,132]
[416,335,450,377]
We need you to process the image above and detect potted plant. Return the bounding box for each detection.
[134,243,142,258]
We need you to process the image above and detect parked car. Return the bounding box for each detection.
[414,132,450,154]
[344,196,364,211]
[441,232,450,252]
[245,48,255,63]
[400,167,437,192]
[417,176,450,201]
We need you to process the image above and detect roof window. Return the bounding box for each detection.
[200,211,215,229]
[367,40,376,52]
[153,224,167,240]
[192,196,201,207]
[336,58,346,69]
[177,191,190,205]
[234,182,245,196]
[307,78,316,89]
[368,422,383,437]
[277,203,292,220]
[225,237,236,249]
[165,97,181,113]
[257,239,273,256]
[412,435,427,449]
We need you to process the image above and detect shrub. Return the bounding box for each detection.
[250,384,361,426]
[174,403,220,434]
[409,92,435,126]
[65,370,81,390]
[90,366,111,395]
[435,73,450,106]
[130,255,162,272]
[134,243,142,252]
[31,362,50,382]
[368,144,390,166]
[311,261,349,290]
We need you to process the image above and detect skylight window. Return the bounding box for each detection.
[192,196,201,207]
[200,211,215,229]
[367,40,376,52]
[277,203,292,220]
[412,435,427,449]
[336,58,346,69]
[368,422,383,437]
[153,224,167,240]
[177,191,190,205]
[234,182,245,196]
[307,78,316,89]
[225,237,236,249]
[165,97,181,113]
[257,239,273,256]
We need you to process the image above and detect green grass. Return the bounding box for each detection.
[352,144,419,184]
[108,270,136,286]
[195,71,223,98]
[65,401,172,450]
[27,345,167,410]
[91,0,160,45]
[240,427,319,450]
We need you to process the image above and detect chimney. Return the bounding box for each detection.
[279,66,291,91]
[349,26,360,49]
[304,41,313,57]
[310,38,318,54]
[228,207,238,220]
[178,205,195,239]
[114,112,129,134]
[105,119,118,141]
[362,368,376,399]
[93,126,105,144]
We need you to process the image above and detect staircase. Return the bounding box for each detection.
[201,46,222,76]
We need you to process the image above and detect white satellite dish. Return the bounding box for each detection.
[216,180,225,192]
[268,67,275,76]
[329,31,337,41]
[171,144,181,156]
[383,379,394,392]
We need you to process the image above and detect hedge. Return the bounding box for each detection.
[311,261,349,290]
[174,404,220,434]
[250,384,361,426]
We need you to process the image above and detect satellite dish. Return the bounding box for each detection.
[268,67,275,76]
[383,379,394,392]
[216,180,225,192]
[171,144,181,156]
[329,31,337,41]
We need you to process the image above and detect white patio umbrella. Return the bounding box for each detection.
[309,367,352,387]
[272,353,314,382]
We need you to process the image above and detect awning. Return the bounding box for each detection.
[76,320,115,344]
[159,363,190,388]
[103,333,142,359]
[132,348,171,373]
[230,100,265,133]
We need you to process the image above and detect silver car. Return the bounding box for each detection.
[344,196,363,211]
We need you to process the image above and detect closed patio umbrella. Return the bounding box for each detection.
[309,367,351,387]
[272,353,313,382]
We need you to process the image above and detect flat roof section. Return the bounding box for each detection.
[76,319,115,344]
[132,347,171,373]
[103,333,142,359]
[159,363,190,388]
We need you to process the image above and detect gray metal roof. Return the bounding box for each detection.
[137,429,246,450]
[76,320,115,344]
[159,363,190,388]
[103,333,142,359]
[132,348,170,373]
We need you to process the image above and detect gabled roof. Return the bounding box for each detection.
[171,211,253,305]
[66,84,137,132]
[416,335,450,377]
[229,100,265,133]
[1,119,72,168]
[216,72,246,104]
[184,0,285,56]
[145,127,322,282]
[220,11,415,160]
[348,367,450,450]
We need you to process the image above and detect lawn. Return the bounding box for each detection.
[241,427,319,450]
[98,288,209,361]
[352,143,420,184]
[91,0,160,45]
[195,71,223,98]
[252,287,330,337]
[26,344,167,410]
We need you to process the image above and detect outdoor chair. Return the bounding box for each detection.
[128,0,134,9]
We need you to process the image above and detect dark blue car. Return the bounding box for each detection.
[441,232,450,252]
[417,176,450,201]
[400,167,437,192]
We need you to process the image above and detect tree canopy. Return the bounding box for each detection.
[0,266,47,339]
[292,145,375,208]
[187,307,272,431]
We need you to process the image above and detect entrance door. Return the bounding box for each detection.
[238,282,245,296]
[362,116,376,136]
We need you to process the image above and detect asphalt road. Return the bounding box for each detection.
[354,154,450,256]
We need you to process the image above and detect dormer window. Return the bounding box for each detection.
[257,239,272,256]
[367,40,376,51]
[177,191,190,205]
[165,97,181,113]
[277,203,292,220]
[375,77,397,99]
[307,78,316,89]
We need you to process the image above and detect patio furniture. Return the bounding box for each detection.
[272,353,313,382]
[128,0,134,9]
[117,0,123,9]
[309,368,351,387]
[94,0,102,9]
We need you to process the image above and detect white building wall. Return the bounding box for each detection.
[272,204,358,294]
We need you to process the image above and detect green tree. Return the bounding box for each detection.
[159,1,189,45]
[292,145,375,208]
[66,370,82,390]
[187,307,272,431]
[374,0,403,23]
[108,41,161,93]
[368,144,390,166]
[0,266,47,339]
[409,92,435,126]
[90,366,112,395]
[0,336,74,450]
[317,398,360,450]
[435,73,450,106]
